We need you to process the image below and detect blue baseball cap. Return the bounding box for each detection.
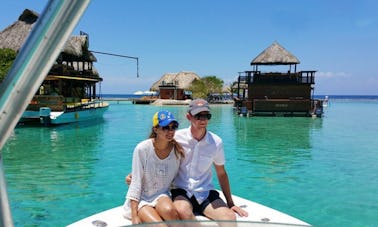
[152,110,178,127]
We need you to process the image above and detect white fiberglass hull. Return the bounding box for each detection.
[67,191,311,227]
[49,104,109,125]
[21,102,109,125]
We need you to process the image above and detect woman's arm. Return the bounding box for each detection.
[126,144,145,205]
[130,199,141,224]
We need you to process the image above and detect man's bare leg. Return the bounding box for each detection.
[203,198,236,224]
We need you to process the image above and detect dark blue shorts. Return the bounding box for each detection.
[171,188,221,215]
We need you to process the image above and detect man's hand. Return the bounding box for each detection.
[231,205,248,217]
[125,173,132,185]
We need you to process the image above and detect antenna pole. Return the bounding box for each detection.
[89,50,140,77]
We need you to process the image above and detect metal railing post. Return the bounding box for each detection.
[0,1,91,226]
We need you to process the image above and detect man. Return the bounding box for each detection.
[126,99,248,221]
[170,98,248,221]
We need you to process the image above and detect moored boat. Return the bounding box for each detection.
[322,95,329,107]
[1,9,108,126]
[19,72,109,125]
[18,70,109,125]
[19,71,109,125]
[21,98,109,125]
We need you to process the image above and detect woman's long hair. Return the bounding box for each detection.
[149,127,185,159]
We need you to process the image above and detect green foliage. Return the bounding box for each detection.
[189,75,224,99]
[0,48,17,82]
[190,79,207,98]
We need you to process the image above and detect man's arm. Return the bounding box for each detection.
[125,173,132,185]
[214,164,248,217]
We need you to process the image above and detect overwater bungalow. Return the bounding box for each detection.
[131,72,199,105]
[0,9,108,125]
[234,42,323,117]
[150,71,200,100]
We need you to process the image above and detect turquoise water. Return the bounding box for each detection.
[2,98,378,227]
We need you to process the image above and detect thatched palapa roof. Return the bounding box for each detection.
[150,71,200,91]
[60,35,97,62]
[0,9,96,62]
[0,9,37,51]
[251,42,300,65]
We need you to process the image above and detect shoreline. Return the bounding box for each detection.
[102,97,234,105]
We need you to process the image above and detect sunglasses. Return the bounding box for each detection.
[161,124,179,131]
[194,113,212,120]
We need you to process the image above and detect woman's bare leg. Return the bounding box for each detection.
[173,195,196,220]
[138,205,166,227]
[155,196,180,221]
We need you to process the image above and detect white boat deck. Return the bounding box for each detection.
[67,192,311,227]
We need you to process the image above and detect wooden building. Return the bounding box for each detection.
[234,42,323,117]
[150,71,200,100]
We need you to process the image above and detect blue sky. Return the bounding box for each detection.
[1,0,377,95]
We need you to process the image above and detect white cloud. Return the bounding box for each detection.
[317,72,350,78]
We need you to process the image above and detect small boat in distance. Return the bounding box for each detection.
[323,95,329,107]
[131,90,158,104]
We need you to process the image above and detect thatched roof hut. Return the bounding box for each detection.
[0,9,96,62]
[59,35,97,62]
[0,9,37,51]
[150,71,200,91]
[251,42,300,66]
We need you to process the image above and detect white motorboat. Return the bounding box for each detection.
[322,96,329,107]
[0,1,311,226]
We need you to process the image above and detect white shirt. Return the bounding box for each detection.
[173,127,225,204]
[126,139,180,203]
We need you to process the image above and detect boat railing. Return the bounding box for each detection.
[65,99,108,112]
[27,95,65,111]
[26,95,107,112]
[239,70,316,85]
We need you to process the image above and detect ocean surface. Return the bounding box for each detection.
[2,95,378,227]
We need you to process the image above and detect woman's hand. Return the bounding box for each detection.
[131,215,141,224]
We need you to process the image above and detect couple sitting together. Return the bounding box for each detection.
[123,99,248,224]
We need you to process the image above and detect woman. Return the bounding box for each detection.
[123,110,184,225]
